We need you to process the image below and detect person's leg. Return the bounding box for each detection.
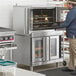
[68,46,75,70]
[68,39,76,70]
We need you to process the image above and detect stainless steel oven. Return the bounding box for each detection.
[13,6,64,70]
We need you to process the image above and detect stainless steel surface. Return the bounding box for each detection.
[26,8,30,34]
[31,35,61,66]
[49,36,59,60]
[13,6,58,35]
[43,37,46,62]
[13,35,31,65]
[13,6,67,35]
[13,6,64,70]
[13,33,63,67]
[0,27,17,60]
[13,6,26,35]
[45,37,49,61]
[31,30,63,37]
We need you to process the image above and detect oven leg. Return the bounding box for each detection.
[30,66,33,71]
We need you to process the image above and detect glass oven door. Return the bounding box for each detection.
[32,37,46,63]
[49,36,59,60]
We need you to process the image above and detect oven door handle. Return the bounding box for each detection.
[42,37,46,62]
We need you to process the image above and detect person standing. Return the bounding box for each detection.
[60,0,76,71]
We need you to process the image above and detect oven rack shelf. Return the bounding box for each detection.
[33,22,53,24]
[33,16,53,19]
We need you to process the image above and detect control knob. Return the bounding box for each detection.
[9,36,14,40]
[0,37,3,41]
[5,37,9,40]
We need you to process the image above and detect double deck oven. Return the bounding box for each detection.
[29,7,61,65]
[13,6,67,70]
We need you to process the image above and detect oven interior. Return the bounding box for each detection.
[32,8,58,30]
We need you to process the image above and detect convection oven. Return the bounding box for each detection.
[13,6,64,71]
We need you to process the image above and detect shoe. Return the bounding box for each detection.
[70,70,76,75]
[62,67,74,72]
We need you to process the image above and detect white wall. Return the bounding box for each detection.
[14,0,47,6]
[0,0,13,28]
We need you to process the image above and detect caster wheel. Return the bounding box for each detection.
[63,61,67,66]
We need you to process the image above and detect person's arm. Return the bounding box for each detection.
[60,9,76,28]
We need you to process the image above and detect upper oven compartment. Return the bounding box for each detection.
[13,6,65,35]
[30,7,57,30]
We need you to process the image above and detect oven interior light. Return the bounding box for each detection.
[45,17,48,21]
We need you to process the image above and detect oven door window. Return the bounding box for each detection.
[49,36,59,60]
[32,37,45,63]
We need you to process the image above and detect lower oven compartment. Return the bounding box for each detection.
[32,35,62,66]
[13,30,64,70]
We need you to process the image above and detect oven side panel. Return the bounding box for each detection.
[13,6,27,35]
[12,35,31,66]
